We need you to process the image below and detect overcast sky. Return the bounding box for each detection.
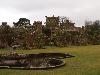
[0,0,100,26]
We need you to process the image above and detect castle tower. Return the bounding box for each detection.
[45,15,60,45]
[45,15,59,29]
[33,21,42,34]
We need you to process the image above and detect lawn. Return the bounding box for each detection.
[0,45,100,75]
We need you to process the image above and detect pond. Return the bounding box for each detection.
[0,53,74,70]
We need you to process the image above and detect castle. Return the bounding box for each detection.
[0,15,91,49]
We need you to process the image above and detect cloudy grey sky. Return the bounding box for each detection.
[0,0,100,26]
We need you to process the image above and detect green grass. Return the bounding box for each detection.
[0,45,100,75]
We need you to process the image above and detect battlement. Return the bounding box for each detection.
[33,21,42,25]
[45,15,59,19]
[2,22,7,25]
